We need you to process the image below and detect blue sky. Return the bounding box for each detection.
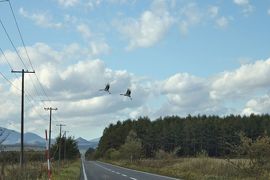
[0,0,270,139]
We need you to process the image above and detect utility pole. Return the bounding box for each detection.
[44,107,57,158]
[11,69,35,167]
[63,131,69,161]
[56,124,65,169]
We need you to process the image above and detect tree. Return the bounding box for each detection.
[228,133,270,178]
[119,130,142,161]
[85,147,96,160]
[50,136,80,160]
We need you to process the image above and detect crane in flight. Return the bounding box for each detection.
[99,83,111,94]
[120,88,132,100]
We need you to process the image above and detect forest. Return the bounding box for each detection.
[95,114,270,158]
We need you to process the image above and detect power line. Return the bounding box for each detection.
[7,0,52,103]
[0,19,44,100]
[0,19,28,68]
[0,47,13,70]
[0,71,47,123]
[0,48,48,108]
[0,0,52,107]
[0,71,20,91]
[7,0,34,70]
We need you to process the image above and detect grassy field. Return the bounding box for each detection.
[51,160,81,180]
[104,157,270,180]
[0,159,81,179]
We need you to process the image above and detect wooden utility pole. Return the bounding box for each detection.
[11,69,35,167]
[44,107,57,157]
[63,131,69,161]
[56,124,65,168]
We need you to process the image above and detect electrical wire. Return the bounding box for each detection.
[7,0,52,103]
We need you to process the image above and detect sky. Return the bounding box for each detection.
[0,0,270,140]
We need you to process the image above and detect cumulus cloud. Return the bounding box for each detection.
[179,3,202,35]
[178,3,232,34]
[159,73,223,116]
[19,8,62,29]
[75,23,110,56]
[208,6,219,18]
[242,95,270,115]
[157,58,270,116]
[0,42,153,137]
[211,58,270,100]
[57,0,79,7]
[216,16,229,28]
[77,23,92,39]
[114,0,174,50]
[233,0,254,15]
[2,41,270,138]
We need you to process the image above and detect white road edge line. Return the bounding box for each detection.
[130,178,137,180]
[82,158,88,180]
[97,161,180,180]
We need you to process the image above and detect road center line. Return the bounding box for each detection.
[94,162,137,179]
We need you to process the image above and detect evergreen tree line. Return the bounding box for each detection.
[95,114,270,158]
[50,136,80,160]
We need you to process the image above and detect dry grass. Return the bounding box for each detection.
[0,159,81,180]
[105,157,270,180]
[51,160,81,180]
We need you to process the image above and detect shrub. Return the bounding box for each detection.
[228,133,270,178]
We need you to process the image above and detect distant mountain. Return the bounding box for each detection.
[76,137,99,152]
[0,127,100,152]
[76,137,90,144]
[0,127,45,146]
[89,137,100,143]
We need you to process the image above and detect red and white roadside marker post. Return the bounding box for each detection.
[45,130,51,180]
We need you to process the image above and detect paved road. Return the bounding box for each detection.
[81,160,180,180]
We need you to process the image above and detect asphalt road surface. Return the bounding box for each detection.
[81,160,180,180]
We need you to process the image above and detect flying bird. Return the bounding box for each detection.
[99,83,111,94]
[120,88,132,100]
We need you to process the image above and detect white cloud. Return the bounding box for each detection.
[211,58,270,100]
[216,16,229,28]
[3,40,270,138]
[234,0,249,5]
[57,0,79,7]
[115,0,174,50]
[159,73,222,116]
[179,3,202,35]
[77,23,92,39]
[89,41,110,56]
[242,95,270,115]
[268,9,270,16]
[0,42,152,138]
[208,6,219,18]
[19,8,62,29]
[233,0,254,14]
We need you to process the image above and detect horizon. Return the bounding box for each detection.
[0,0,270,139]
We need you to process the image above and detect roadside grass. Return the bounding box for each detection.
[51,159,81,180]
[104,157,270,180]
[0,162,47,179]
[0,159,81,179]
